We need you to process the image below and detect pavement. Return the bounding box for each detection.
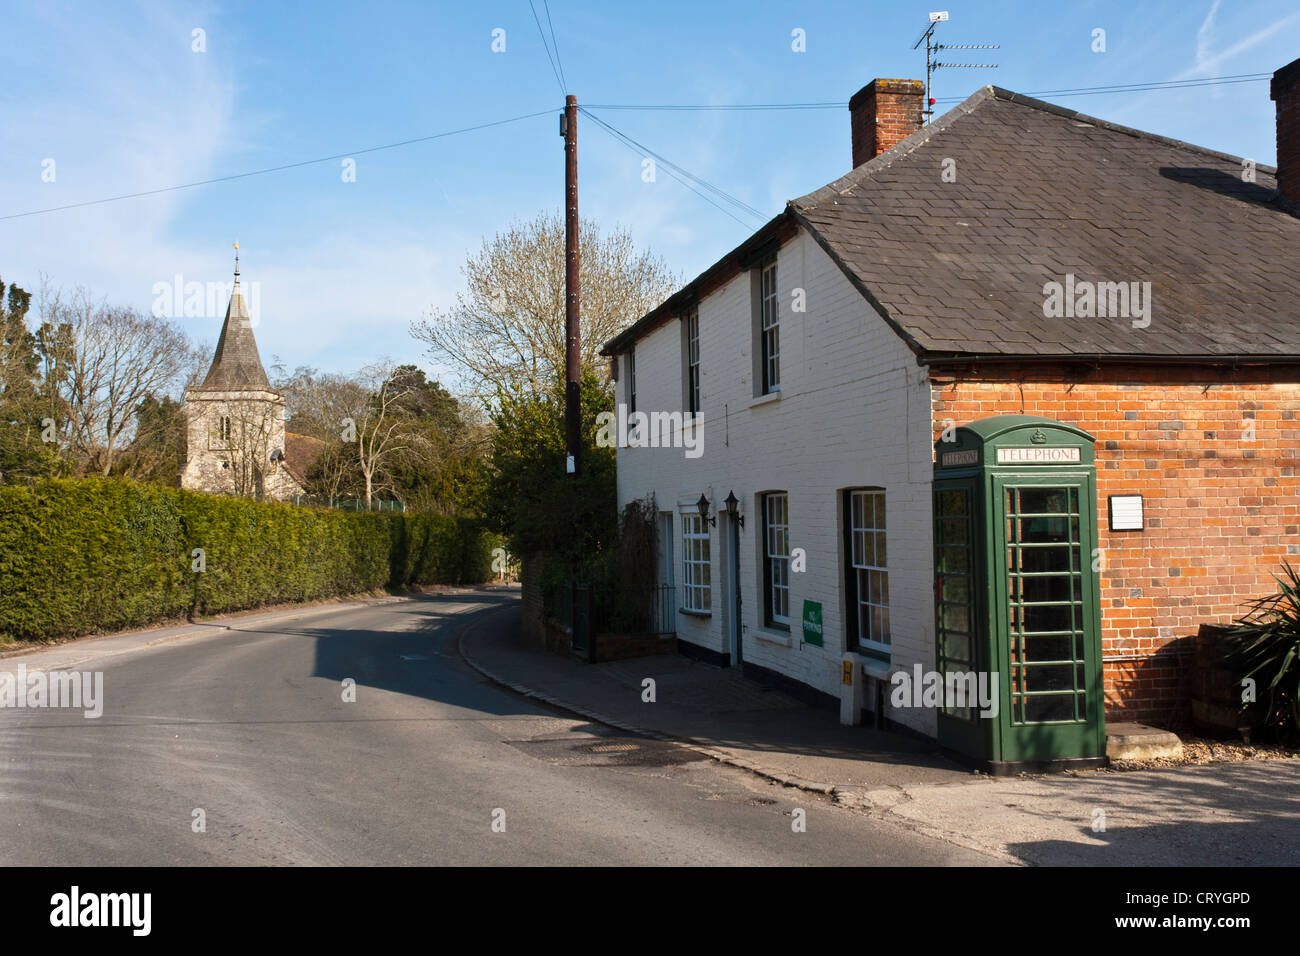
[0,587,995,866]
[460,588,1300,866]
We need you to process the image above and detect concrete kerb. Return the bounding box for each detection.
[452,614,1032,868]
[455,607,840,797]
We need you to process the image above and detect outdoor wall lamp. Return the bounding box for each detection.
[696,494,716,527]
[723,490,744,529]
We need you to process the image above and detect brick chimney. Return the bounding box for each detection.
[849,78,925,168]
[1272,56,1300,206]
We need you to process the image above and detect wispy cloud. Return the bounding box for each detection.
[1195,0,1223,73]
[0,3,240,297]
[1177,5,1300,78]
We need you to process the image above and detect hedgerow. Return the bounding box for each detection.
[0,478,497,643]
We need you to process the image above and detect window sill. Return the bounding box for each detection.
[679,608,712,619]
[853,654,893,681]
[749,390,781,409]
[751,627,792,648]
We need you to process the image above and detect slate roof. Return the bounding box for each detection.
[603,85,1300,363]
[200,280,271,388]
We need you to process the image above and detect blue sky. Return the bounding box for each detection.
[2,0,1297,391]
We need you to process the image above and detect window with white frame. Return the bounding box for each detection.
[682,512,711,612]
[760,261,779,393]
[684,307,700,415]
[845,489,890,650]
[762,492,790,628]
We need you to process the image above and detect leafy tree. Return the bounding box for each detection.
[486,368,616,568]
[0,277,63,482]
[113,395,186,485]
[383,364,488,515]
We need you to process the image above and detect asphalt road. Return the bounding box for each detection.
[0,589,996,866]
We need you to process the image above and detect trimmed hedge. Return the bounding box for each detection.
[0,478,497,643]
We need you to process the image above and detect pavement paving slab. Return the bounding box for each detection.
[460,594,1300,866]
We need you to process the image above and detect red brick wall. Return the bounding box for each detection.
[931,366,1300,727]
[849,79,924,169]
[1272,57,1300,206]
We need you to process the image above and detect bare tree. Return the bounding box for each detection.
[274,365,369,444]
[354,361,422,507]
[410,210,678,409]
[224,398,280,498]
[44,288,194,475]
[306,441,356,500]
[186,396,280,498]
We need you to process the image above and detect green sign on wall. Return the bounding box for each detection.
[802,600,823,646]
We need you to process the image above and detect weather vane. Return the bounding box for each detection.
[233,240,240,278]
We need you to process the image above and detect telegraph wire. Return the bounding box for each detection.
[585,102,842,111]
[0,109,554,222]
[581,110,757,227]
[543,0,568,91]
[529,0,565,95]
[581,108,766,221]
[580,107,768,227]
[2,72,1273,223]
[585,72,1273,111]
[935,71,1271,103]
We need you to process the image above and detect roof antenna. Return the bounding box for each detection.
[912,12,999,124]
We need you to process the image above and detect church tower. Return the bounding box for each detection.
[181,247,303,499]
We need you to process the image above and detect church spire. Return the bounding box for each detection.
[199,243,270,389]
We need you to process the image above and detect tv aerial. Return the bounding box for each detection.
[913,12,1000,123]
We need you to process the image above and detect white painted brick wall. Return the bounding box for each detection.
[615,228,938,737]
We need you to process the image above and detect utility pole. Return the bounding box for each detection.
[561,94,581,477]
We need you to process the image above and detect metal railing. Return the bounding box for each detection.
[640,583,677,636]
[290,495,406,513]
[550,580,676,650]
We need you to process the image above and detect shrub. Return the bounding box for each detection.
[0,478,499,643]
[1225,562,1300,744]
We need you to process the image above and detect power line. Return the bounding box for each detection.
[3,70,1271,225]
[543,0,567,91]
[585,102,842,111]
[583,110,751,226]
[528,0,565,95]
[935,71,1272,103]
[580,107,767,228]
[584,72,1273,112]
[581,107,767,222]
[0,109,554,222]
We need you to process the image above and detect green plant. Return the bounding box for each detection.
[0,477,500,644]
[571,495,659,634]
[486,369,617,569]
[1225,562,1300,743]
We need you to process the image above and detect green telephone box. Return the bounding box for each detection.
[932,415,1106,772]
